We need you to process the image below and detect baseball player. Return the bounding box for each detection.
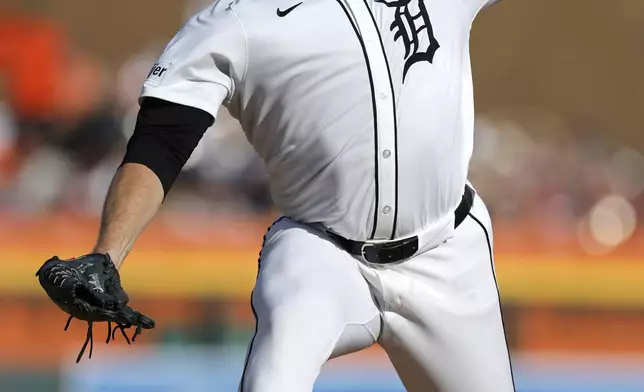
[39,0,514,390]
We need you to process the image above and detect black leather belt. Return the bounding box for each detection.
[328,184,475,264]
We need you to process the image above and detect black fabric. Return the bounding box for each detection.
[454,184,475,228]
[328,185,475,264]
[121,98,214,195]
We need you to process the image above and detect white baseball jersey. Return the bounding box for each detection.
[141,0,500,242]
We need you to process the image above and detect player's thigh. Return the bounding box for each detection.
[253,218,380,344]
[381,309,513,392]
[240,217,380,391]
[379,196,515,392]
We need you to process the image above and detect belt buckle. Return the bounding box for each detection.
[360,243,378,263]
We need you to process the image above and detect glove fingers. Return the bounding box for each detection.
[35,256,60,277]
[72,301,119,323]
[38,259,80,292]
[119,306,155,329]
[137,314,155,329]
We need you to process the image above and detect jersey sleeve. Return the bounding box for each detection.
[139,2,246,118]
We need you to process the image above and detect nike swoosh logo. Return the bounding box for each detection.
[277,2,303,17]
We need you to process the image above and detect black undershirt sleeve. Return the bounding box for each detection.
[121,97,215,196]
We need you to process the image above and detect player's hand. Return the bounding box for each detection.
[35,253,155,363]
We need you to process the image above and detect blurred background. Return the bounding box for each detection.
[1,0,643,391]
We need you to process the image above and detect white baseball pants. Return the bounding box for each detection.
[239,194,515,392]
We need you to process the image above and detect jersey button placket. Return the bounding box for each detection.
[356,3,397,239]
[372,58,396,238]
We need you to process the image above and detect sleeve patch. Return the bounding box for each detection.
[144,61,172,86]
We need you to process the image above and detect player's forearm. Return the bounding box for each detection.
[93,163,164,268]
[93,99,214,268]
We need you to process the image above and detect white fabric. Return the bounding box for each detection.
[245,195,514,392]
[338,0,398,238]
[139,0,496,242]
[140,3,246,116]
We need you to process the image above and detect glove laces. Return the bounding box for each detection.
[63,316,137,363]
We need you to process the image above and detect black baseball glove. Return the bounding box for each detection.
[36,253,155,362]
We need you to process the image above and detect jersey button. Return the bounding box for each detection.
[382,149,391,159]
[382,206,392,214]
[379,93,388,100]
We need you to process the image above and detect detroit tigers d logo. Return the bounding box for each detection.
[375,0,440,82]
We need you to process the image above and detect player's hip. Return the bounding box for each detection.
[277,194,472,246]
[315,184,475,267]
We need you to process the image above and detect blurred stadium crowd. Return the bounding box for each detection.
[1,3,642,254]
